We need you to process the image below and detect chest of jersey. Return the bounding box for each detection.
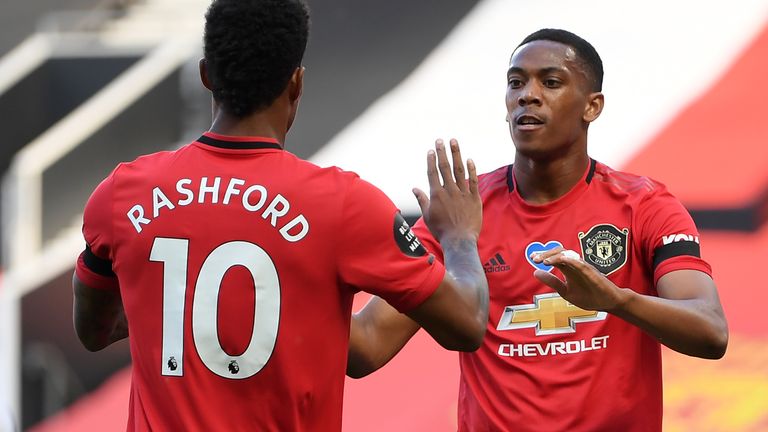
[477,184,652,351]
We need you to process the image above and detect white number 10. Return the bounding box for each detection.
[150,237,281,379]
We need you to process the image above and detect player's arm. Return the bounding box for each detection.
[404,139,488,351]
[73,272,128,351]
[348,140,489,377]
[533,250,728,359]
[615,269,726,359]
[348,296,419,378]
[348,258,488,378]
[73,172,127,352]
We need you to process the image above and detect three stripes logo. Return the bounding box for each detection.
[484,253,510,273]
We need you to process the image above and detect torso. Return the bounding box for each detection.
[414,160,708,432]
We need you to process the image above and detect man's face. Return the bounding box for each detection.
[505,40,595,159]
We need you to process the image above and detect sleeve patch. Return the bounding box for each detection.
[652,240,701,270]
[83,245,116,277]
[393,212,427,257]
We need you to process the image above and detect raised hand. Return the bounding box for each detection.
[531,247,626,312]
[413,139,482,244]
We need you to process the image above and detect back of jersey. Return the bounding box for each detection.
[80,133,421,431]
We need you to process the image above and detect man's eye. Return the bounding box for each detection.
[544,79,560,88]
[508,79,523,88]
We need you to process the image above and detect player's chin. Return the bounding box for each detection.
[512,143,556,160]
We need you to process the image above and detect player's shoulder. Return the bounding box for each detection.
[289,161,388,204]
[590,160,668,198]
[477,165,511,196]
[111,147,183,178]
[310,163,370,186]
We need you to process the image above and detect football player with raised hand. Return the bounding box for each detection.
[72,1,488,430]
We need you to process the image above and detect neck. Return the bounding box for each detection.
[512,149,590,205]
[208,106,287,147]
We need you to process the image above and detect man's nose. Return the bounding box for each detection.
[518,83,541,106]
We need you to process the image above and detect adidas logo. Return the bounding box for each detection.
[484,253,510,273]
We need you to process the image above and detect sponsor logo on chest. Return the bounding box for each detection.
[497,293,607,335]
[495,293,610,358]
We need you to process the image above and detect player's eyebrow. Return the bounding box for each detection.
[507,66,567,79]
[507,66,524,78]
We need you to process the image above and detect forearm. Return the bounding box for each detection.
[441,236,489,328]
[74,298,127,351]
[610,289,728,359]
[347,296,419,378]
[73,275,128,351]
[403,235,488,351]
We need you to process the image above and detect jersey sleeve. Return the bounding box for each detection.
[336,177,445,313]
[75,172,119,290]
[636,182,712,285]
[411,217,444,263]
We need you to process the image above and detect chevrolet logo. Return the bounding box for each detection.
[497,293,607,335]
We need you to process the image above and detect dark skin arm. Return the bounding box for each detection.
[402,139,489,352]
[347,248,729,379]
[348,296,419,378]
[348,237,488,378]
[532,248,728,359]
[73,273,128,352]
[348,139,489,377]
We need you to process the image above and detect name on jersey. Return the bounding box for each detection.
[497,336,609,357]
[126,176,309,242]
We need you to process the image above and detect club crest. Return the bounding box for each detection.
[578,224,629,275]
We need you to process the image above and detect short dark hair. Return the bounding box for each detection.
[203,0,310,117]
[516,28,603,92]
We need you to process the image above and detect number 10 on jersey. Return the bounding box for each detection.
[150,237,281,379]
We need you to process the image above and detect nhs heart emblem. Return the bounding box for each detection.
[525,241,563,272]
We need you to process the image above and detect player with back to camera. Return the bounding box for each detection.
[72,0,489,430]
[347,28,728,431]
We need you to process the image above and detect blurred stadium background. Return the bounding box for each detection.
[0,0,767,430]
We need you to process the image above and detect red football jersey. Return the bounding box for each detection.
[75,132,444,431]
[413,160,711,432]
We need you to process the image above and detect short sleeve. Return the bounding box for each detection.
[636,182,712,285]
[411,217,444,263]
[336,177,444,313]
[75,173,119,290]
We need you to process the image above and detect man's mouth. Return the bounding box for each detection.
[515,114,544,126]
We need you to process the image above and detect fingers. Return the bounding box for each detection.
[530,246,564,263]
[533,269,567,294]
[540,251,596,281]
[435,139,456,191]
[412,187,429,215]
[467,158,479,196]
[449,139,467,192]
[425,148,441,191]
[426,138,474,194]
[544,250,584,268]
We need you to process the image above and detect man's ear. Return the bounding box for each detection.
[289,66,305,104]
[285,67,305,132]
[583,92,604,123]
[199,58,212,91]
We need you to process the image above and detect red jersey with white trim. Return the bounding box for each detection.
[413,160,711,432]
[75,132,443,432]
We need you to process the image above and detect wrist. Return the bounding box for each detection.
[606,287,635,314]
[438,233,479,249]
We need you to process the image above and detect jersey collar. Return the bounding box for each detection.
[196,131,283,150]
[507,158,597,215]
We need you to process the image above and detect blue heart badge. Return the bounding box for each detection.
[525,241,564,272]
